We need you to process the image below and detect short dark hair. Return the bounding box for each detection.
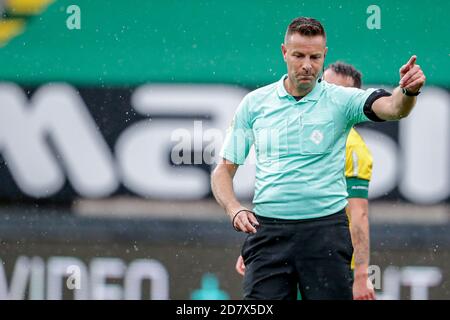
[285,17,326,43]
[326,61,362,89]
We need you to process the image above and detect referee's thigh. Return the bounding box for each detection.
[241,224,298,300]
[296,211,354,300]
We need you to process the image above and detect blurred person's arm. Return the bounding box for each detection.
[348,198,375,300]
[345,129,375,299]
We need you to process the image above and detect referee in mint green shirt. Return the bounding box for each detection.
[211,17,425,300]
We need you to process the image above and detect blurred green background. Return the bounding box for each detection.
[0,0,448,87]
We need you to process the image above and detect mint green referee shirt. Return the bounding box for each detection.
[220,75,382,220]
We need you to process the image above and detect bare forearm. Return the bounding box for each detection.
[374,87,417,120]
[348,199,371,272]
[211,167,242,218]
[350,200,376,299]
[351,214,370,269]
[390,86,417,119]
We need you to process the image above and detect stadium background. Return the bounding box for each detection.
[0,0,449,299]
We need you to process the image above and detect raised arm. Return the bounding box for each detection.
[372,55,426,120]
[211,158,259,233]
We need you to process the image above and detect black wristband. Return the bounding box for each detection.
[232,209,255,232]
[402,88,421,96]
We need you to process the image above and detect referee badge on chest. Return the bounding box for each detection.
[309,129,324,145]
[299,112,334,155]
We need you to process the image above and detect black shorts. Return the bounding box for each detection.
[241,208,354,300]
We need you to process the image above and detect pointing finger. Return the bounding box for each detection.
[406,55,417,67]
[400,55,417,76]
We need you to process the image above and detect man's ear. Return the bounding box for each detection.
[281,43,287,62]
[324,47,328,59]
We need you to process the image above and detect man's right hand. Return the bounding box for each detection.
[230,208,259,233]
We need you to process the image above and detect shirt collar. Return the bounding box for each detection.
[276,74,323,101]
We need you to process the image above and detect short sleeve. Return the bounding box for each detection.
[219,95,254,165]
[346,178,370,199]
[345,129,373,199]
[341,87,379,127]
[332,85,391,127]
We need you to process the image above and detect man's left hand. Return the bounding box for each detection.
[399,55,426,94]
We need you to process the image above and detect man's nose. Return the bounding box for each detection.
[302,59,312,72]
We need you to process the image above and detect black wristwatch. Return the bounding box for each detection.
[402,88,421,96]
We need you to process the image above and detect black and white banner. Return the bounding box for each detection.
[0,83,449,204]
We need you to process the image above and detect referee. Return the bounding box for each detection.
[211,17,425,299]
[235,62,377,300]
